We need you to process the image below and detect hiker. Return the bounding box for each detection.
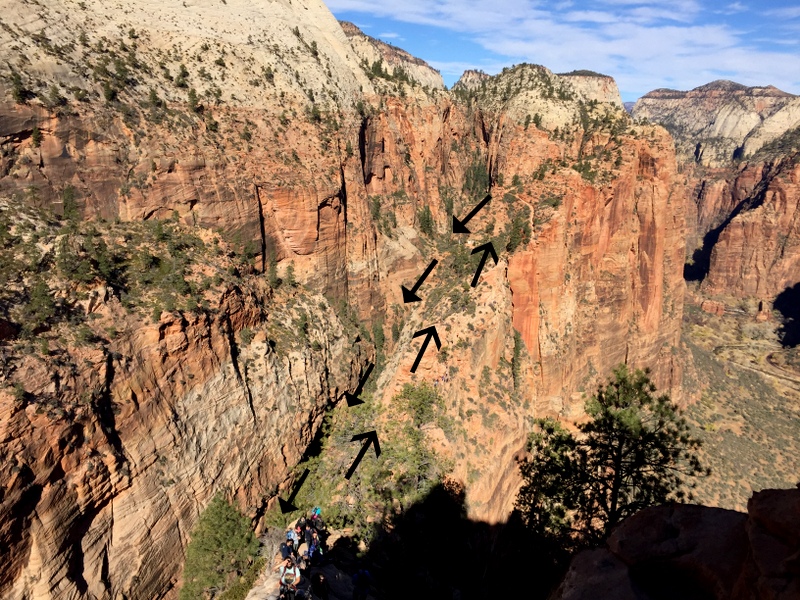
[295,515,308,536]
[275,556,302,600]
[311,572,331,600]
[352,568,372,600]
[287,528,300,555]
[304,523,315,549]
[310,507,325,533]
[306,529,324,566]
[279,532,295,560]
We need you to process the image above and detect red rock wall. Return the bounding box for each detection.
[703,159,800,299]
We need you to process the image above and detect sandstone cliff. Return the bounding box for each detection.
[636,80,800,307]
[633,80,799,167]
[553,485,800,600]
[0,0,689,596]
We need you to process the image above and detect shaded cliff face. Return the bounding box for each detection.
[553,486,800,600]
[0,0,688,595]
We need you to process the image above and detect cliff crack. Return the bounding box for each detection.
[222,313,257,427]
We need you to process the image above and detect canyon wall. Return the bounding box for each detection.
[0,0,688,596]
[634,81,800,303]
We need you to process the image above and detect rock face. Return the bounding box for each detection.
[636,80,800,304]
[339,21,445,90]
[553,486,800,600]
[558,71,624,108]
[0,0,689,595]
[633,81,799,167]
[452,69,491,92]
[701,158,800,300]
[0,281,365,599]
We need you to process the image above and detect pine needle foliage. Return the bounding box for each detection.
[515,365,707,551]
[180,495,260,600]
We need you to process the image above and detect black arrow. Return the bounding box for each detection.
[470,242,499,287]
[401,259,438,303]
[345,431,381,480]
[343,362,374,407]
[410,326,441,373]
[453,194,491,234]
[278,468,310,514]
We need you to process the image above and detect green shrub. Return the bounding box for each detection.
[401,382,441,427]
[418,205,434,236]
[180,495,260,600]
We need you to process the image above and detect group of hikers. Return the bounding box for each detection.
[274,507,372,600]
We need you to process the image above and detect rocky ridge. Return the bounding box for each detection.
[338,21,445,91]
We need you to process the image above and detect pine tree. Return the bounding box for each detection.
[515,365,707,550]
[179,495,259,599]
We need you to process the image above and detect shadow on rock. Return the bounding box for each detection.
[337,480,567,600]
[774,282,800,348]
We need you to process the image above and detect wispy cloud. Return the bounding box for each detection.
[379,32,403,39]
[720,2,747,15]
[766,6,800,19]
[327,0,800,98]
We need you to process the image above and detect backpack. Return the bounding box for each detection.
[281,566,298,585]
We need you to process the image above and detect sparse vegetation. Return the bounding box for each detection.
[179,495,260,600]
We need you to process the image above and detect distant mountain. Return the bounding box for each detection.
[633,79,800,166]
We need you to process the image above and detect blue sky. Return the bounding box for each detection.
[326,0,800,102]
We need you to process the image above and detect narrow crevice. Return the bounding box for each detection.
[93,350,126,463]
[222,312,257,424]
[358,116,370,185]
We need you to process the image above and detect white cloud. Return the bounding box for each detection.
[766,6,800,19]
[720,2,747,14]
[379,32,402,39]
[326,0,800,99]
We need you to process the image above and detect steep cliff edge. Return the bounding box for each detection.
[0,0,688,596]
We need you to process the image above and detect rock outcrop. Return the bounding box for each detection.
[558,70,624,108]
[633,81,799,167]
[553,486,800,600]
